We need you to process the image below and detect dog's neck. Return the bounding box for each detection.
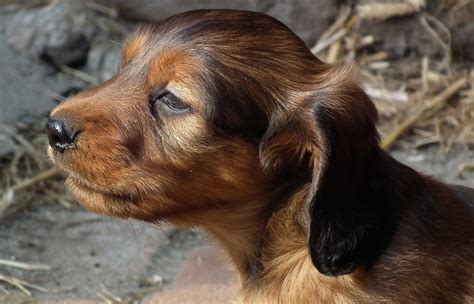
[215,186,310,274]
[198,185,353,303]
[164,152,411,299]
[168,180,312,287]
[162,151,474,303]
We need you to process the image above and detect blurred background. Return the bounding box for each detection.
[0,0,473,303]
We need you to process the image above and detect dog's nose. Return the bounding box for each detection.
[45,118,76,153]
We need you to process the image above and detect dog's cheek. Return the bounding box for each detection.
[160,115,212,155]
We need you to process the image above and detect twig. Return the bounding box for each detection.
[459,163,474,172]
[0,284,9,295]
[422,56,429,93]
[0,259,51,271]
[356,35,375,50]
[326,40,341,64]
[44,190,73,209]
[7,167,60,194]
[0,274,30,296]
[368,61,390,70]
[60,65,99,85]
[357,0,425,20]
[420,14,451,72]
[0,168,61,217]
[100,284,122,302]
[0,197,34,220]
[0,125,42,163]
[85,1,118,18]
[311,29,348,55]
[360,52,388,65]
[0,0,51,10]
[41,88,66,102]
[318,5,352,43]
[382,77,469,149]
[0,274,48,296]
[363,85,408,103]
[97,292,115,304]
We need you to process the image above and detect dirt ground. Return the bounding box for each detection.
[0,1,473,303]
[0,204,204,303]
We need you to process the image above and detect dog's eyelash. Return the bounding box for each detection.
[149,89,189,116]
[161,94,188,111]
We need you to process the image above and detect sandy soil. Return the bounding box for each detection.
[0,203,204,303]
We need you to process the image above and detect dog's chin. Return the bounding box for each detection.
[65,176,172,222]
[66,177,137,218]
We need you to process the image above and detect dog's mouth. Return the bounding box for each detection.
[50,148,161,220]
[49,146,137,206]
[51,150,180,221]
[67,177,136,203]
[65,175,140,218]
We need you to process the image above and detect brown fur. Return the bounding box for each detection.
[48,10,474,303]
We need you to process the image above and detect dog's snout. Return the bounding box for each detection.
[46,118,76,153]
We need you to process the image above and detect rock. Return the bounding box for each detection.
[147,283,235,304]
[0,10,87,125]
[0,132,15,157]
[86,42,121,81]
[0,8,97,125]
[96,0,270,21]
[264,0,340,46]
[96,0,340,46]
[145,245,237,304]
[40,33,90,67]
[452,23,474,62]
[359,15,443,59]
[438,1,474,62]
[358,1,474,62]
[172,245,236,287]
[6,0,97,67]
[0,12,58,124]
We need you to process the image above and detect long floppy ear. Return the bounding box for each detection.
[260,66,396,276]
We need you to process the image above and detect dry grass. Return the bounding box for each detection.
[0,119,66,221]
[314,2,474,153]
[0,258,50,296]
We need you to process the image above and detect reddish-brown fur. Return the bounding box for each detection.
[48,10,474,303]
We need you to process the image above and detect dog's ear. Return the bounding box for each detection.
[259,65,395,276]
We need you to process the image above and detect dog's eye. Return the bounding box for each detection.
[149,90,189,115]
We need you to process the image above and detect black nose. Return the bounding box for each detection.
[45,118,76,153]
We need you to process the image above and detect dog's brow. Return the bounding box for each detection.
[147,49,194,83]
[122,31,150,66]
[146,49,205,110]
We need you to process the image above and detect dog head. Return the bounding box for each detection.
[47,10,392,277]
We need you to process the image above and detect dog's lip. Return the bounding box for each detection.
[66,176,137,204]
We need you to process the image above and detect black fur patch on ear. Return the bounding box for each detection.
[308,101,396,276]
[308,149,396,276]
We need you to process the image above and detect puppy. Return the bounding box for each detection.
[46,10,474,303]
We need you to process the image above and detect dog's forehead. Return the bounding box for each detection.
[118,10,317,121]
[122,28,150,66]
[121,27,209,104]
[121,10,295,66]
